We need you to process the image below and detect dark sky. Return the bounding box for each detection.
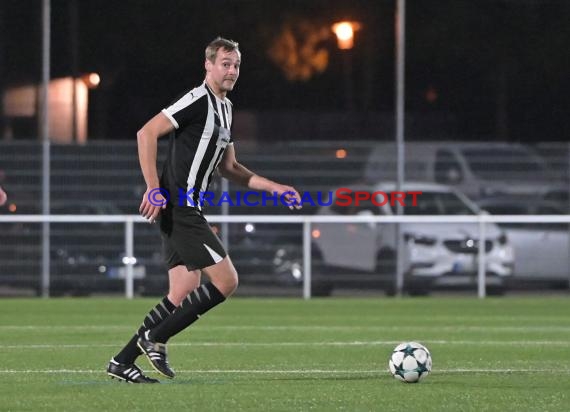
[1,0,569,141]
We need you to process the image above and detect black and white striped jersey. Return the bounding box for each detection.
[160,82,233,210]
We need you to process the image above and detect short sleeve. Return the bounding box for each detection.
[162,90,207,129]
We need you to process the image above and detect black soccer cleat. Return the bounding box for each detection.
[137,330,175,379]
[106,358,159,383]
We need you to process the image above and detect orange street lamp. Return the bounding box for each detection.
[331,21,361,110]
[331,21,361,50]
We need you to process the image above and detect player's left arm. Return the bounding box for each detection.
[218,144,302,209]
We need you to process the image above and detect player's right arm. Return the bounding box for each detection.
[136,112,174,222]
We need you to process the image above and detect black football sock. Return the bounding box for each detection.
[149,282,225,343]
[114,296,176,364]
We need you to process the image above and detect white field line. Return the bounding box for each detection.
[2,325,570,332]
[1,340,570,350]
[0,368,568,375]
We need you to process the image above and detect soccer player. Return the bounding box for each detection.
[107,37,301,383]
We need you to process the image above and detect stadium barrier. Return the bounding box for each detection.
[1,213,569,299]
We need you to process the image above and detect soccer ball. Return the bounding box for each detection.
[388,341,432,383]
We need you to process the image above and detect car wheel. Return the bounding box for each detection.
[272,244,331,295]
[312,282,333,297]
[407,279,432,296]
[486,285,506,296]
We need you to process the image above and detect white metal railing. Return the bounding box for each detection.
[1,214,570,299]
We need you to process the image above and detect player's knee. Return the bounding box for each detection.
[226,271,239,296]
[214,270,239,298]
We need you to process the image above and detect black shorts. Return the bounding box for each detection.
[159,206,227,271]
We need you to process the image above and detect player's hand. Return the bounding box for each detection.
[274,185,302,210]
[140,187,168,223]
[0,187,7,207]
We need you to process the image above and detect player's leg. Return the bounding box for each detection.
[108,256,200,382]
[166,265,203,306]
[138,211,235,377]
[112,266,201,358]
[202,255,239,297]
[138,257,237,378]
[150,256,237,341]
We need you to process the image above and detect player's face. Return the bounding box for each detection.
[206,49,241,96]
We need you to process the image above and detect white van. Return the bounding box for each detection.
[364,142,562,201]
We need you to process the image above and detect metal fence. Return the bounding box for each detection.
[1,213,569,299]
[0,140,569,297]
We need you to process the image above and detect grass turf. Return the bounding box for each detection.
[0,297,569,411]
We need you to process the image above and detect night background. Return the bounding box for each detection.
[1,0,569,142]
[3,3,570,406]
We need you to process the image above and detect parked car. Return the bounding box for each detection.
[477,195,569,288]
[0,201,167,296]
[47,201,142,294]
[212,204,307,285]
[364,142,563,201]
[273,182,514,295]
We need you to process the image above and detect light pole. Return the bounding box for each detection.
[40,0,51,297]
[395,0,406,296]
[332,21,361,111]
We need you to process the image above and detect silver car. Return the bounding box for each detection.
[275,182,514,295]
[477,195,569,287]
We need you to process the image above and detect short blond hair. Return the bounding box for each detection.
[205,37,240,63]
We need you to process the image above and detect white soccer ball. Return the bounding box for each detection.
[388,341,432,383]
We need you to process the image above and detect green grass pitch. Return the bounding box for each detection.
[1,297,569,411]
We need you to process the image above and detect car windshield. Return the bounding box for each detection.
[462,148,545,179]
[481,202,565,215]
[390,191,477,215]
[481,204,529,215]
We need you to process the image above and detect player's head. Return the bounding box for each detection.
[205,37,240,63]
[205,37,241,95]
